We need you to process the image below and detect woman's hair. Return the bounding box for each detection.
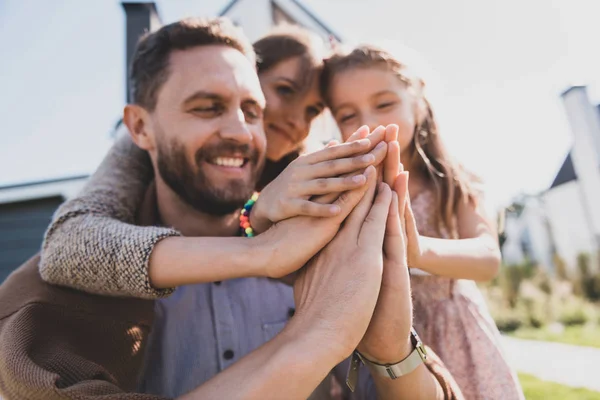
[253,25,327,189]
[254,23,325,81]
[321,45,480,238]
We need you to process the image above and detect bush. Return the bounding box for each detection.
[533,269,552,295]
[484,260,600,334]
[500,260,536,307]
[495,313,524,332]
[553,254,569,281]
[575,253,600,301]
[557,297,596,327]
[521,298,546,328]
[559,308,588,326]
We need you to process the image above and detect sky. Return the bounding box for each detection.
[1,0,599,209]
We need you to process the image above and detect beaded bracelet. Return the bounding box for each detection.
[239,192,259,237]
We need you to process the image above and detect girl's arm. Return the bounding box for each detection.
[407,192,502,282]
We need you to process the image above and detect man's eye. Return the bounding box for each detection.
[243,105,262,122]
[191,104,223,116]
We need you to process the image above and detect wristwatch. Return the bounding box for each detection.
[346,328,428,392]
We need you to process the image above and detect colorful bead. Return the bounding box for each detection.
[240,192,259,237]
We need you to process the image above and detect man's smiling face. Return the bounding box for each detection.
[149,44,267,215]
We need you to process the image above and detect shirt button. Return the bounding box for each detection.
[223,349,234,360]
[214,281,222,286]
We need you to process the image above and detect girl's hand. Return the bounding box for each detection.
[311,125,394,206]
[250,127,382,233]
[402,192,423,269]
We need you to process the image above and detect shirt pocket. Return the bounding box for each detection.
[262,320,288,342]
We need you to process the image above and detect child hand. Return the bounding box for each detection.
[250,135,382,233]
[399,185,423,270]
[311,125,391,206]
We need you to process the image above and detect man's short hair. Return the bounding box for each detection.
[130,17,255,111]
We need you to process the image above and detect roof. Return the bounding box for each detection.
[286,0,341,41]
[560,85,587,98]
[549,151,577,189]
[218,0,341,41]
[0,175,89,205]
[218,0,239,16]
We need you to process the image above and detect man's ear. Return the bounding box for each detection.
[123,104,155,151]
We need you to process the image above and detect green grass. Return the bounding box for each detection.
[509,325,600,348]
[519,373,600,400]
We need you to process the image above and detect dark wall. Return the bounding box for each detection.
[0,196,64,283]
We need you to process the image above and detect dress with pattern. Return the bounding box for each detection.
[410,190,524,400]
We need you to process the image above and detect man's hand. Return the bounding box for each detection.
[357,171,413,364]
[293,173,393,361]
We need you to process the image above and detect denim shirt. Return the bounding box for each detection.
[138,276,376,399]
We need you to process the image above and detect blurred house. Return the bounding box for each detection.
[501,194,555,270]
[0,0,340,282]
[0,176,88,282]
[502,86,600,272]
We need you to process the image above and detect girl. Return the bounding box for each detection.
[321,44,524,400]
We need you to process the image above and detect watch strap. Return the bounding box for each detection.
[345,328,427,391]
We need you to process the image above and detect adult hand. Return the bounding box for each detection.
[357,172,414,364]
[250,127,383,233]
[312,125,392,206]
[293,173,393,360]
[258,165,381,279]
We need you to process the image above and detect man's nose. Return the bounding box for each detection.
[220,109,253,144]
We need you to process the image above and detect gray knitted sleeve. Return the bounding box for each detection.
[39,131,180,299]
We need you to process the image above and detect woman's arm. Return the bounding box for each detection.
[40,131,182,298]
[40,129,384,297]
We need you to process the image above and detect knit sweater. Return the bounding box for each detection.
[40,132,180,299]
[0,254,165,400]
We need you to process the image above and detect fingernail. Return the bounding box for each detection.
[357,138,370,146]
[375,141,386,150]
[330,205,341,214]
[352,174,366,183]
[362,154,375,162]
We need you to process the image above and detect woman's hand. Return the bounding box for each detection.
[250,127,388,233]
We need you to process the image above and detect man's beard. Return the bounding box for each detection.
[156,138,264,216]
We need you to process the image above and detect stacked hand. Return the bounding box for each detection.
[254,123,423,366]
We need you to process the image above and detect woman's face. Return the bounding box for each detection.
[328,66,417,155]
[259,56,325,161]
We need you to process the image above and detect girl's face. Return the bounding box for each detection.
[328,66,417,155]
[259,56,325,161]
